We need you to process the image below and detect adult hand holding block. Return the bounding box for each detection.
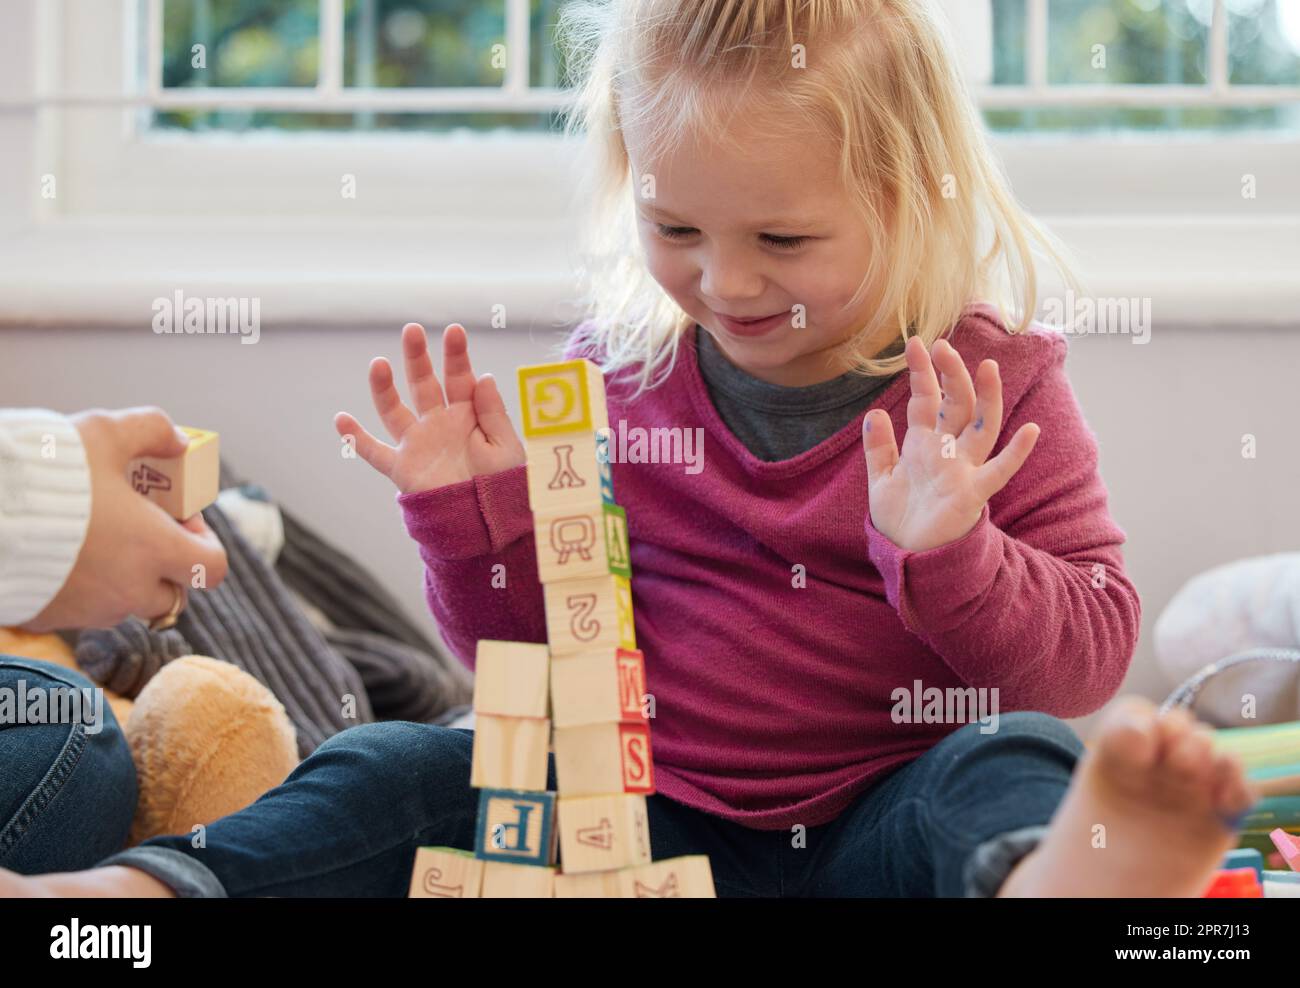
[24,407,228,632]
[335,323,526,494]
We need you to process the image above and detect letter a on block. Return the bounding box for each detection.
[517,360,609,438]
[555,793,651,875]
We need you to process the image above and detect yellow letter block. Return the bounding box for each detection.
[517,359,608,439]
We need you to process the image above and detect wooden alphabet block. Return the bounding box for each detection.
[620,856,716,898]
[480,860,557,897]
[556,793,651,875]
[474,788,556,867]
[550,648,646,729]
[553,869,626,898]
[127,426,220,521]
[543,573,636,657]
[533,502,631,584]
[524,432,604,515]
[470,713,550,791]
[408,846,483,898]
[553,720,654,798]
[472,640,550,718]
[596,429,616,505]
[517,359,608,439]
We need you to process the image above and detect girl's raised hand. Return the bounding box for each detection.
[862,335,1040,553]
[334,322,525,494]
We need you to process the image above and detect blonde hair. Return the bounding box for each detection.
[555,0,1083,395]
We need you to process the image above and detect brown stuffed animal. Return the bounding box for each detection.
[0,628,298,845]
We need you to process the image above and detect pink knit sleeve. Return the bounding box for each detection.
[864,334,1141,717]
[397,464,546,671]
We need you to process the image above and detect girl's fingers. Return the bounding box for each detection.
[402,323,445,415]
[441,324,477,405]
[862,409,899,487]
[958,359,1005,464]
[932,339,976,437]
[334,411,398,477]
[972,422,1040,503]
[366,357,417,442]
[904,335,942,432]
[472,373,520,449]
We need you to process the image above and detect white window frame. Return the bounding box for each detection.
[0,0,1297,329]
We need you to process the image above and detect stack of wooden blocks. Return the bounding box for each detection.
[408,358,714,898]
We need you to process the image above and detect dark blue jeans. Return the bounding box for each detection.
[0,655,138,873]
[98,711,1082,897]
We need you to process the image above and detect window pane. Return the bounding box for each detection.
[1230,0,1300,84]
[153,109,561,133]
[343,0,506,88]
[530,0,575,88]
[985,104,1293,130]
[1048,0,1208,85]
[992,0,1028,85]
[162,0,319,88]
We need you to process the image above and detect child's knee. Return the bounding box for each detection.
[994,711,1084,754]
[313,722,473,784]
[936,710,1084,768]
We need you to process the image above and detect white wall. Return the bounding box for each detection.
[3,320,1297,734]
[0,321,565,642]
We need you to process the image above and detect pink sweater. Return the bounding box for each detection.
[398,304,1141,830]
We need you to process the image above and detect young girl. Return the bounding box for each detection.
[3,0,1254,898]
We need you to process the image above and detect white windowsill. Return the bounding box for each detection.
[0,216,589,331]
[0,213,1296,330]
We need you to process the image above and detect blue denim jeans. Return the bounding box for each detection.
[0,655,138,873]
[97,711,1082,897]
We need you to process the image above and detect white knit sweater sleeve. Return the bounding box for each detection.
[0,410,93,626]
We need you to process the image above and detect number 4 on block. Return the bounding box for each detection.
[126,426,219,521]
